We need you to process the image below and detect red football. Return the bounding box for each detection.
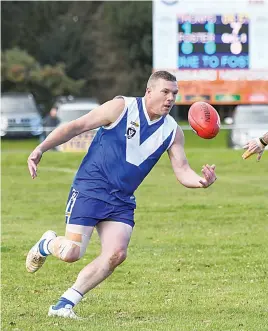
[188,102,220,139]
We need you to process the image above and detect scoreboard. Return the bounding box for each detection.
[153,0,268,104]
[178,15,249,69]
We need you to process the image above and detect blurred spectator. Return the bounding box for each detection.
[40,107,60,143]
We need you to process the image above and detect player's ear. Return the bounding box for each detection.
[146,87,152,95]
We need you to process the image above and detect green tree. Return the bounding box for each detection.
[1,1,101,85]
[1,1,153,103]
[1,48,85,109]
[90,1,152,102]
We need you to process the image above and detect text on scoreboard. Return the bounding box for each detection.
[178,14,249,69]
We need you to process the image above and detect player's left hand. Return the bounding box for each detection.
[199,164,217,188]
[242,138,264,161]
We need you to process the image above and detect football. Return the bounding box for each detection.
[188,102,220,139]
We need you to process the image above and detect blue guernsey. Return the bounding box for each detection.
[73,97,178,207]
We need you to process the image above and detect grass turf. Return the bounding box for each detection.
[1,130,268,330]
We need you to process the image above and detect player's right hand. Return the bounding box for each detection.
[27,148,43,179]
[199,164,217,188]
[242,138,265,161]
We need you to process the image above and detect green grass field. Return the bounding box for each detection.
[2,130,268,331]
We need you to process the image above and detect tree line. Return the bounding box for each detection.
[1,1,152,111]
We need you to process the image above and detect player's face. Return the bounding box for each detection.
[146,79,178,118]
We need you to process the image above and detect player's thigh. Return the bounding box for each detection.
[96,221,133,253]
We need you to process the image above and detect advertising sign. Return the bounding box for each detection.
[153,0,268,104]
[57,130,97,152]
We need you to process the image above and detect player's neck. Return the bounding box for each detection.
[147,111,161,121]
[143,98,162,121]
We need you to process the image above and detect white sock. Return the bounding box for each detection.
[39,238,53,256]
[61,288,83,306]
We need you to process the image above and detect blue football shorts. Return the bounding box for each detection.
[65,188,135,228]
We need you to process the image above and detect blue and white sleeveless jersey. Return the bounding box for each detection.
[72,97,178,207]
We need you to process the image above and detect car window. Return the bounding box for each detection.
[1,96,38,114]
[57,104,98,123]
[234,108,268,124]
[57,109,93,123]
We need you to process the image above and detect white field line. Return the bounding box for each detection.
[40,167,77,174]
[8,166,76,174]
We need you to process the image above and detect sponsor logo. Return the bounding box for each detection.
[131,121,139,127]
[248,94,268,102]
[185,95,210,102]
[200,103,211,122]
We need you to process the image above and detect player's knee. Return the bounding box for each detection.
[53,237,81,263]
[62,245,80,263]
[107,248,127,270]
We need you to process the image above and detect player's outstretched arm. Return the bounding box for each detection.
[242,132,268,161]
[167,127,217,188]
[27,98,125,179]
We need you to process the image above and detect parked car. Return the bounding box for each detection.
[55,98,100,152]
[1,92,43,137]
[226,105,268,149]
[56,98,100,124]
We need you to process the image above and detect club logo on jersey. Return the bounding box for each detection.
[126,126,136,139]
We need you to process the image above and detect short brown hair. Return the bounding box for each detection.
[147,70,177,87]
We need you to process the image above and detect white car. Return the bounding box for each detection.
[226,105,268,149]
[1,93,43,137]
[56,98,100,152]
[56,98,100,125]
